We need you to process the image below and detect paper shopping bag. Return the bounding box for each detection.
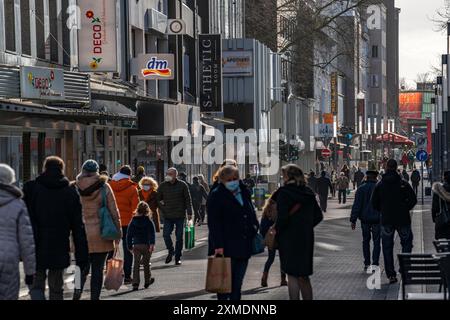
[104,255,124,291]
[205,256,232,294]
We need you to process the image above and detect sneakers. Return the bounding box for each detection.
[144,278,155,289]
[165,253,173,264]
[175,260,182,266]
[388,276,398,284]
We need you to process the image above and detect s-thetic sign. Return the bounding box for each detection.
[78,0,117,72]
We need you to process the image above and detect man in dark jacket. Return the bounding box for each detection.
[411,167,421,195]
[190,177,208,226]
[316,171,333,212]
[372,159,417,284]
[23,156,88,300]
[157,168,193,265]
[307,171,318,194]
[402,169,410,183]
[351,171,381,270]
[354,168,365,189]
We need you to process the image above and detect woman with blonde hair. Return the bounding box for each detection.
[138,176,161,232]
[211,159,238,191]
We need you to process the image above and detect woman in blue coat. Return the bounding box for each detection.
[207,165,259,300]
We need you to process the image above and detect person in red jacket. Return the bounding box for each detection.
[109,165,139,284]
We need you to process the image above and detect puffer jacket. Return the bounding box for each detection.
[76,174,122,253]
[109,175,139,227]
[0,183,36,300]
[156,179,193,220]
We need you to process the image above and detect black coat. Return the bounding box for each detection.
[371,171,417,227]
[431,183,450,239]
[126,215,156,250]
[307,176,318,193]
[276,184,323,277]
[350,180,380,224]
[207,182,259,259]
[316,176,333,196]
[354,170,365,187]
[23,170,89,270]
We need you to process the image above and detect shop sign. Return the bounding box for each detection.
[20,66,65,100]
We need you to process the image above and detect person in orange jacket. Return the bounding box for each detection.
[109,165,139,284]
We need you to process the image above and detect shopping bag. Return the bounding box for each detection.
[185,220,195,249]
[104,249,124,291]
[346,188,351,195]
[205,256,232,294]
[264,226,278,250]
[252,233,265,255]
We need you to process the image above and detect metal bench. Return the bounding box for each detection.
[435,253,450,298]
[398,253,447,300]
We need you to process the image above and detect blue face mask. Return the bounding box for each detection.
[225,180,240,192]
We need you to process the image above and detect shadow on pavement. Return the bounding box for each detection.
[143,289,211,300]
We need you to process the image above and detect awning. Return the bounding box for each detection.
[376,132,414,145]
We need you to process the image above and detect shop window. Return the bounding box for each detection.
[96,129,105,147]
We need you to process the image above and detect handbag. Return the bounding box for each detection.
[205,255,232,294]
[436,198,450,228]
[252,233,265,255]
[264,225,278,250]
[104,248,124,291]
[185,219,196,250]
[99,186,121,240]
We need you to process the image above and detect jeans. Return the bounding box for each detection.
[338,189,347,204]
[122,226,133,279]
[318,194,328,212]
[199,204,207,223]
[163,218,185,260]
[132,244,152,287]
[193,203,202,224]
[31,269,64,300]
[381,224,414,278]
[413,184,419,195]
[217,258,249,301]
[79,252,109,300]
[361,223,381,266]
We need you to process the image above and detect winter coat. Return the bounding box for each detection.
[316,176,333,196]
[307,176,318,193]
[126,215,156,250]
[275,183,323,277]
[431,183,450,239]
[350,180,381,224]
[402,171,410,182]
[76,174,122,254]
[336,176,349,190]
[139,189,161,232]
[371,171,417,227]
[156,179,193,220]
[0,184,36,300]
[190,182,208,208]
[411,170,421,186]
[23,169,89,270]
[354,170,365,187]
[109,176,139,227]
[207,182,259,259]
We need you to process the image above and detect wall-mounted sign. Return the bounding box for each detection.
[20,66,65,100]
[323,113,334,124]
[222,51,253,77]
[199,34,223,113]
[78,0,117,72]
[130,54,175,80]
[331,72,338,115]
[317,124,333,138]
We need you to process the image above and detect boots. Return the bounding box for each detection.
[261,272,269,287]
[280,273,288,286]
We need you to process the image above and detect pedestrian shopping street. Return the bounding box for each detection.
[18,188,436,301]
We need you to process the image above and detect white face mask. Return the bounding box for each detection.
[142,185,151,191]
[165,175,173,182]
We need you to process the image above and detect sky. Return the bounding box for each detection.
[396,0,447,86]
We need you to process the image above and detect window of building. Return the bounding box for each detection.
[49,0,59,63]
[4,0,16,52]
[21,0,31,55]
[371,74,379,88]
[372,45,378,58]
[61,0,70,65]
[35,0,45,59]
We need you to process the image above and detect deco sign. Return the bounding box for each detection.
[20,66,65,101]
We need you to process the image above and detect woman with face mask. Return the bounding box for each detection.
[139,177,161,232]
[207,165,260,301]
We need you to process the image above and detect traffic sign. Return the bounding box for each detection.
[416,150,428,162]
[322,148,332,158]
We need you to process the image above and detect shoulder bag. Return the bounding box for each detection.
[99,186,121,240]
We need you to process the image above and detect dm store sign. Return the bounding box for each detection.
[131,54,175,80]
[20,66,65,101]
[78,1,117,72]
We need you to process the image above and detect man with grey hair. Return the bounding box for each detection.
[157,167,193,265]
[0,164,36,300]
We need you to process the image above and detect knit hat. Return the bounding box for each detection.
[82,160,99,173]
[0,164,16,184]
[120,165,132,176]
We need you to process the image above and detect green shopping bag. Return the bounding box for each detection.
[185,220,195,250]
[346,189,351,196]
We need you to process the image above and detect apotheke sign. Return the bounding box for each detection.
[20,66,65,100]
